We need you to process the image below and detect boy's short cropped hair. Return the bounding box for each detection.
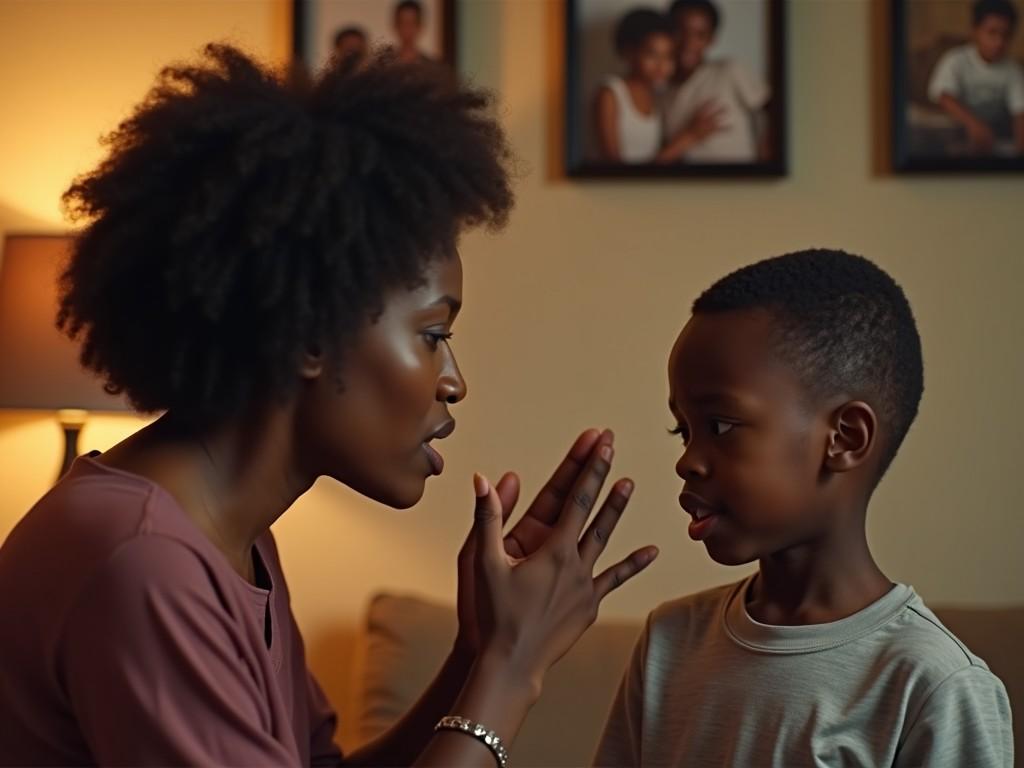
[692,248,924,482]
[668,0,721,32]
[973,0,1019,28]
[614,8,672,55]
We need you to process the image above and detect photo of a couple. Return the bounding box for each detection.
[567,0,785,176]
[296,0,453,76]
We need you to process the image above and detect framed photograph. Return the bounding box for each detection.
[293,0,456,74]
[565,0,787,178]
[892,0,1024,172]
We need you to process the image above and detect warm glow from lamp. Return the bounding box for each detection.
[0,234,130,479]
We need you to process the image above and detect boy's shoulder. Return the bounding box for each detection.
[884,596,996,680]
[645,580,997,684]
[645,578,743,645]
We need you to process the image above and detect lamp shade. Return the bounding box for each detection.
[0,234,129,412]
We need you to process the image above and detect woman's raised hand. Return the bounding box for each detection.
[454,429,658,693]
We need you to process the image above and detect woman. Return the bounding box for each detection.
[0,45,657,765]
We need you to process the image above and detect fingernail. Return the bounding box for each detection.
[600,445,613,461]
[473,473,490,498]
[620,480,634,498]
[646,547,660,564]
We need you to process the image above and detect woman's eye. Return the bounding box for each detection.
[424,331,453,349]
[711,420,734,436]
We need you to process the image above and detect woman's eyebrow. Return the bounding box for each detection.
[429,295,462,317]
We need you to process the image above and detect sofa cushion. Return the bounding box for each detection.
[355,593,639,767]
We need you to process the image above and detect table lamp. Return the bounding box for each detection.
[0,234,130,479]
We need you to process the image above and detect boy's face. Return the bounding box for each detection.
[674,9,716,74]
[668,309,834,565]
[629,32,675,87]
[973,14,1014,62]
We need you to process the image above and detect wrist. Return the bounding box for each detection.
[448,639,476,671]
[474,646,544,707]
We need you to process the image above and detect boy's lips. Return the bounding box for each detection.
[679,491,721,541]
[679,490,716,518]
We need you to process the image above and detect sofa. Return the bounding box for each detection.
[345,594,1022,766]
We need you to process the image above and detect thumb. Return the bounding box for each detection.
[473,472,505,567]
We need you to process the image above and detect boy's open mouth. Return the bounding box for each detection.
[679,491,721,541]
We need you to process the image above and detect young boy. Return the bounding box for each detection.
[594,8,675,164]
[595,250,1013,766]
[928,0,1024,156]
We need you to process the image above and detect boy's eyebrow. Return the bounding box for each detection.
[680,391,752,409]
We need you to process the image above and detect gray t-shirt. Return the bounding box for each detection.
[594,577,1013,767]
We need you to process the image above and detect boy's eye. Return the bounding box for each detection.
[668,424,690,445]
[711,419,734,436]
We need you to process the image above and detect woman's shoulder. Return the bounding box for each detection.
[599,74,628,98]
[0,457,237,624]
[17,455,208,561]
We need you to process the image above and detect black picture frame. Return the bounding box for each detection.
[565,0,787,179]
[293,0,457,74]
[891,0,1024,173]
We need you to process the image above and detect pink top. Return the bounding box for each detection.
[0,456,343,766]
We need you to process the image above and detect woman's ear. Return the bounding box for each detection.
[299,344,325,380]
[824,401,877,473]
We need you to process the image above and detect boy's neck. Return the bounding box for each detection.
[746,521,892,626]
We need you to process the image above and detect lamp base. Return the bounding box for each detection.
[57,409,88,480]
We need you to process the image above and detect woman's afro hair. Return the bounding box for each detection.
[58,44,514,423]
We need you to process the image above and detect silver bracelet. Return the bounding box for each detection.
[434,715,509,768]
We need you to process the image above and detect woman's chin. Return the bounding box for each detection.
[374,477,427,510]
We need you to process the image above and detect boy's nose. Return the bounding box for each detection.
[675,449,709,481]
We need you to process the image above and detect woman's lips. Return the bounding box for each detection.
[422,442,444,475]
[422,419,455,477]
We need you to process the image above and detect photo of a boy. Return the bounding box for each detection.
[928,0,1024,155]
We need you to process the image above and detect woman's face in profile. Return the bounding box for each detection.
[296,253,467,508]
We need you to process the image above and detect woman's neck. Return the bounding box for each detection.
[99,409,315,583]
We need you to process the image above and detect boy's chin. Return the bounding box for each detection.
[702,539,759,567]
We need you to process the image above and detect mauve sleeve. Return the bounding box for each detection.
[307,670,344,766]
[58,535,302,766]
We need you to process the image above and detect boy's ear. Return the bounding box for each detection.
[824,401,877,473]
[299,343,325,380]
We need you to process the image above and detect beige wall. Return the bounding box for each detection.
[2,0,1022,750]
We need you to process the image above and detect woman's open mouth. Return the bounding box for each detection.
[421,419,455,476]
[422,442,445,475]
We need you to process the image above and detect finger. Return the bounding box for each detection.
[472,473,506,568]
[515,428,610,530]
[555,440,614,542]
[594,546,659,599]
[495,471,520,527]
[578,478,634,567]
